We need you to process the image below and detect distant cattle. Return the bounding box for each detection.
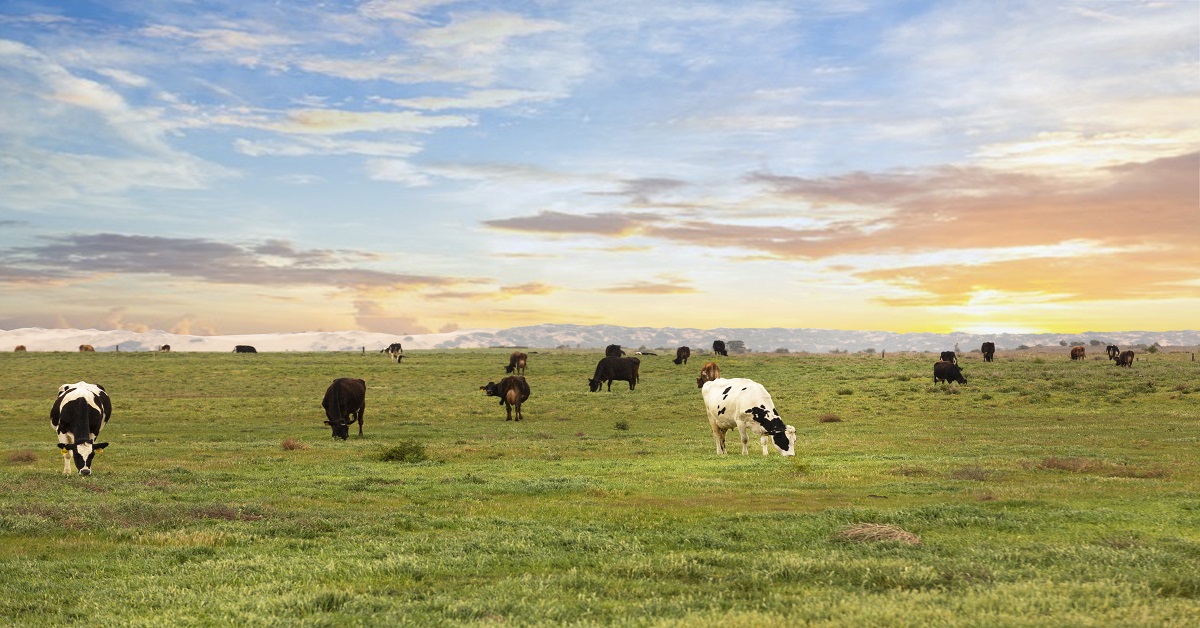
[322,378,366,439]
[605,344,625,357]
[78,344,95,352]
[696,361,721,388]
[981,342,995,362]
[673,346,691,365]
[381,343,404,363]
[1070,346,1086,361]
[51,381,111,476]
[933,360,967,384]
[697,367,795,456]
[505,351,527,375]
[634,351,656,356]
[483,376,531,421]
[14,345,26,352]
[234,345,257,353]
[1106,345,1120,361]
[712,340,728,357]
[588,356,640,392]
[159,345,171,352]
[940,351,957,365]
[1116,350,1135,368]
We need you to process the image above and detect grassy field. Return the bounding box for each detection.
[1,347,1198,626]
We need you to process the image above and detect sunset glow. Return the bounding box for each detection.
[1,1,1196,335]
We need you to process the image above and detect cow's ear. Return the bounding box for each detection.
[96,384,105,391]
[93,442,108,451]
[57,443,75,451]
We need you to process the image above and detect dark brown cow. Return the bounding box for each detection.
[234,345,257,353]
[14,345,26,352]
[483,376,531,421]
[159,344,171,352]
[505,351,527,375]
[1106,345,1120,360]
[1070,346,1086,360]
[940,351,957,365]
[712,340,728,357]
[933,360,966,384]
[981,342,995,362]
[673,346,691,365]
[322,378,366,439]
[79,344,95,352]
[1116,350,1135,367]
[696,361,721,388]
[605,344,625,357]
[589,356,640,392]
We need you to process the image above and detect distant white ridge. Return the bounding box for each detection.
[2,325,1196,353]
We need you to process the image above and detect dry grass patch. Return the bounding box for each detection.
[1037,457,1168,479]
[281,437,307,451]
[818,413,843,423]
[5,450,37,464]
[836,523,921,546]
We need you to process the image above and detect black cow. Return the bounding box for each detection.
[673,346,691,365]
[712,340,728,357]
[981,342,995,362]
[1116,350,1135,367]
[505,351,527,375]
[933,360,967,384]
[1106,345,1120,361]
[605,344,625,357]
[588,356,640,392]
[483,376,531,421]
[51,381,111,476]
[940,351,957,365]
[322,378,366,439]
[234,345,257,353]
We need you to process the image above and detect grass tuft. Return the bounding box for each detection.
[818,413,843,423]
[1037,456,1169,479]
[614,420,630,430]
[836,523,921,546]
[281,437,307,451]
[379,439,428,463]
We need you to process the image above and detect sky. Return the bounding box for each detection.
[0,1,1197,336]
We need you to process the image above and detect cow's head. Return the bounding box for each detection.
[949,367,967,384]
[587,378,602,392]
[58,441,108,475]
[483,382,500,397]
[324,418,351,440]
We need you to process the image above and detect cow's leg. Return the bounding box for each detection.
[737,425,750,455]
[514,401,522,421]
[59,433,73,474]
[711,425,727,455]
[761,435,771,455]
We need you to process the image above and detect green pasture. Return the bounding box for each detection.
[1,348,1198,626]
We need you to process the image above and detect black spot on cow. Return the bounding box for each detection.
[745,405,787,435]
[722,386,732,399]
[718,407,725,415]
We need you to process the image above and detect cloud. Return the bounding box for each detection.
[0,234,474,291]
[601,279,700,295]
[141,24,298,53]
[483,211,662,236]
[374,88,560,111]
[353,299,433,334]
[269,109,473,135]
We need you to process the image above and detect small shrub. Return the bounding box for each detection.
[614,420,630,431]
[379,439,428,463]
[6,450,37,464]
[818,414,843,423]
[281,437,307,451]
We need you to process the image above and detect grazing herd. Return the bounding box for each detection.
[33,337,1157,476]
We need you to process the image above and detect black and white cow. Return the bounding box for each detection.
[697,372,795,456]
[50,381,111,476]
[381,343,404,363]
[322,378,366,439]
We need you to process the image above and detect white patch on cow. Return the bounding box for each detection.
[58,381,105,415]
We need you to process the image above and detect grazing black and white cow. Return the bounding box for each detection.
[159,344,171,352]
[50,382,111,476]
[322,378,366,439]
[381,343,404,363]
[933,360,967,384]
[697,367,795,456]
[588,356,640,392]
[1116,350,1135,367]
[673,346,691,365]
[712,340,728,357]
[234,345,257,353]
[605,344,625,357]
[981,342,995,362]
[505,351,527,375]
[940,351,957,365]
[483,376,531,421]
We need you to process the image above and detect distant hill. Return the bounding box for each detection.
[3,325,1197,353]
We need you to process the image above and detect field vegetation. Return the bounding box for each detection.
[1,348,1198,625]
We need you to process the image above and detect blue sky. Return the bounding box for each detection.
[1,0,1197,335]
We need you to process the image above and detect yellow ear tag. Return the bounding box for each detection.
[60,448,69,456]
